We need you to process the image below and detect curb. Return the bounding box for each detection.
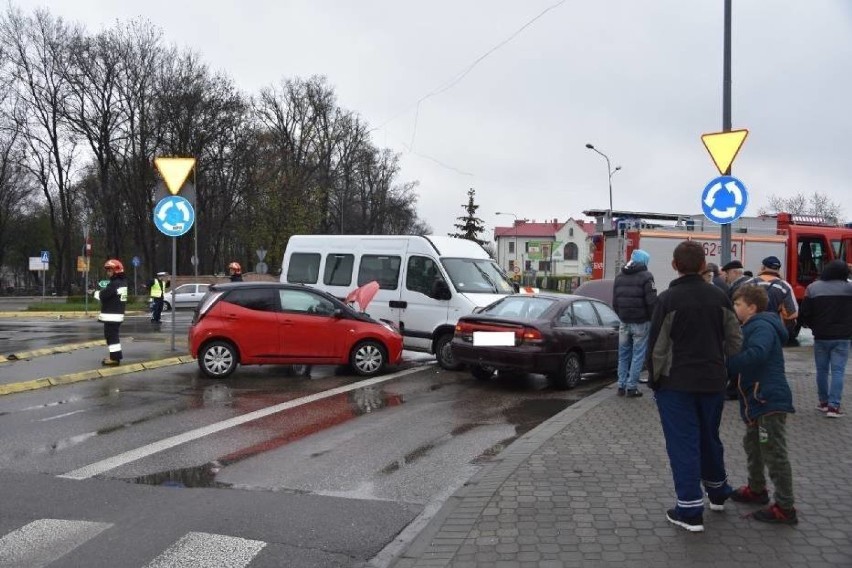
[386,384,617,568]
[1,339,108,363]
[0,355,195,397]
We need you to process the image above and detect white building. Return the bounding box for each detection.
[493,218,596,279]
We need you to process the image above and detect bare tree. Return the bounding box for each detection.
[760,192,844,223]
[1,8,82,293]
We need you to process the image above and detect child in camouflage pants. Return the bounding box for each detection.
[727,285,797,524]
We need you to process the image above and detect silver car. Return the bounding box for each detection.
[164,283,210,310]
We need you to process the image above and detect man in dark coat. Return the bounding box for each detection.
[647,241,743,532]
[799,260,852,418]
[612,249,657,397]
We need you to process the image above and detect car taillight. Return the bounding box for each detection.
[519,327,543,344]
[455,322,474,335]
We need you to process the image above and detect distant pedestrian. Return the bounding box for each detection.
[744,256,799,344]
[228,261,243,282]
[92,259,128,366]
[799,260,852,418]
[647,241,742,532]
[727,285,797,524]
[705,262,729,294]
[721,260,749,300]
[612,249,657,397]
[147,271,169,324]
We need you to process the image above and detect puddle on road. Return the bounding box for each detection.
[22,404,188,459]
[504,398,573,436]
[129,385,405,488]
[130,462,232,488]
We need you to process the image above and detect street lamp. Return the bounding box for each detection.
[585,143,621,228]
[495,211,518,273]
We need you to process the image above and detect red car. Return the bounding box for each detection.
[189,282,403,378]
[451,293,620,389]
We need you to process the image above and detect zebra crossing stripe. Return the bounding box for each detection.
[0,519,112,568]
[144,531,266,568]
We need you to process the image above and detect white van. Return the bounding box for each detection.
[280,235,516,369]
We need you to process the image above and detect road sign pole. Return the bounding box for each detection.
[42,265,46,300]
[720,0,733,266]
[171,237,177,351]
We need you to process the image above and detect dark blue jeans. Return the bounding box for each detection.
[655,389,732,517]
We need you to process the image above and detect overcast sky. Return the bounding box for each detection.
[16,1,852,236]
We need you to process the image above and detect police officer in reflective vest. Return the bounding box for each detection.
[93,259,128,366]
[148,271,168,323]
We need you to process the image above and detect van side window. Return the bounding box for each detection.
[406,256,441,297]
[287,253,321,284]
[358,255,401,290]
[323,254,354,286]
[796,237,827,285]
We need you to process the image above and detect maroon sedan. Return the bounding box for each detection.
[451,293,620,389]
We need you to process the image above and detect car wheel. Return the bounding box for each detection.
[198,340,238,379]
[435,333,463,370]
[550,351,582,390]
[163,301,172,312]
[470,365,495,380]
[350,340,386,376]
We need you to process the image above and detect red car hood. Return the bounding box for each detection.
[345,280,380,312]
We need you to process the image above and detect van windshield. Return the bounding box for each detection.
[441,258,515,294]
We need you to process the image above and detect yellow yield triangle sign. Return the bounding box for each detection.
[154,157,196,195]
[701,129,748,175]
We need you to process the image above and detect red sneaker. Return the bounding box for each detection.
[751,503,798,525]
[730,485,769,505]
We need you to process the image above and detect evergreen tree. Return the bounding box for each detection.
[449,188,487,246]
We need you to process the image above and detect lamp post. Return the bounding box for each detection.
[496,211,518,274]
[585,143,621,229]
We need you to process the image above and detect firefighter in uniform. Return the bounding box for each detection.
[228,261,243,282]
[93,259,128,366]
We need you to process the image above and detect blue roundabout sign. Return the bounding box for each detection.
[153,196,195,237]
[701,175,748,225]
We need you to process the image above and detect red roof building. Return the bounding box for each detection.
[493,218,596,279]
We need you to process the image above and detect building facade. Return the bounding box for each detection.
[493,218,595,279]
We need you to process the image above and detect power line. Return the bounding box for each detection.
[375,0,567,138]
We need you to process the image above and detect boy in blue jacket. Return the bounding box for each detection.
[727,285,797,525]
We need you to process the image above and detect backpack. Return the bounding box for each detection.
[754,276,794,321]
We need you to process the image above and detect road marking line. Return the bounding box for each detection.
[59,366,424,480]
[38,408,92,422]
[0,519,112,567]
[143,531,266,568]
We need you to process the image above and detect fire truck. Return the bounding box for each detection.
[584,209,852,302]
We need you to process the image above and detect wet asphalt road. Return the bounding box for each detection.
[0,308,614,566]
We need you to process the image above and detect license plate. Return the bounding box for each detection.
[472,331,515,346]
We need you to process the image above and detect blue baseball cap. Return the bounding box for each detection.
[761,256,782,270]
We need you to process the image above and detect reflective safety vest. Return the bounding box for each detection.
[150,278,164,299]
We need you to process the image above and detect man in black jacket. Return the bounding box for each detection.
[799,260,852,418]
[647,241,743,532]
[612,249,657,397]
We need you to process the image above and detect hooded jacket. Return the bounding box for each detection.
[727,312,795,424]
[612,262,657,323]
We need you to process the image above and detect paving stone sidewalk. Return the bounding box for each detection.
[392,345,852,568]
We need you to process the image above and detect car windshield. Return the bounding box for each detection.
[482,296,557,320]
[442,258,515,294]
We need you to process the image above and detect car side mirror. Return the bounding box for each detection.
[433,280,451,300]
[333,308,344,318]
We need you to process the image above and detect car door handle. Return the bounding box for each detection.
[389,300,407,308]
